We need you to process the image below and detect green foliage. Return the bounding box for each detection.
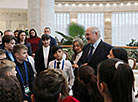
[126,39,138,63]
[55,31,73,45]
[25,29,29,37]
[68,23,85,39]
[55,23,86,45]
[126,39,138,46]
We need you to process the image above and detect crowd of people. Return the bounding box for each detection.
[0,26,136,102]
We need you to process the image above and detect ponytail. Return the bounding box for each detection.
[98,58,134,102]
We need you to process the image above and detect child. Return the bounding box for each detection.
[48,46,75,91]
[13,44,34,102]
[0,60,16,77]
[32,68,79,102]
[77,65,103,102]
[0,49,6,60]
[97,58,134,102]
[0,76,23,102]
[35,34,55,74]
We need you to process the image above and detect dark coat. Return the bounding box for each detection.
[34,46,55,74]
[78,40,112,74]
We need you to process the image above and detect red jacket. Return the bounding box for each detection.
[59,96,80,102]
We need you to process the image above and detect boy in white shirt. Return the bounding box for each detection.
[48,46,75,91]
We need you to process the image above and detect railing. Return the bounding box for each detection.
[61,45,138,49]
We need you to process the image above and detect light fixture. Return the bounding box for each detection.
[85,3,90,7]
[71,18,77,23]
[92,3,96,7]
[134,2,138,5]
[105,18,111,22]
[58,3,62,7]
[79,3,83,7]
[106,3,110,7]
[120,3,124,6]
[113,3,117,6]
[65,3,69,7]
[72,3,76,7]
[99,3,103,7]
[127,2,131,6]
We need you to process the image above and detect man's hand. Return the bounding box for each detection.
[81,63,88,67]
[72,64,79,69]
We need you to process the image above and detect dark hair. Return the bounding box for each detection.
[29,28,37,38]
[78,66,103,102]
[2,35,16,47]
[0,76,23,102]
[41,34,50,41]
[33,69,68,102]
[0,31,3,36]
[52,45,62,54]
[98,58,134,102]
[112,47,128,63]
[17,30,27,44]
[14,30,19,34]
[13,44,28,54]
[0,60,16,77]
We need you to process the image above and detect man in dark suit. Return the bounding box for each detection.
[35,34,55,74]
[78,26,112,74]
[39,27,57,48]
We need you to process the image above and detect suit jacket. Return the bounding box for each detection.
[78,40,112,74]
[34,46,55,74]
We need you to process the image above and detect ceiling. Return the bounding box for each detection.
[0,0,136,9]
[56,0,135,2]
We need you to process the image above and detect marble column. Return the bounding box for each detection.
[28,0,41,36]
[6,20,11,30]
[104,12,112,44]
[40,0,55,36]
[28,0,55,36]
[70,12,77,23]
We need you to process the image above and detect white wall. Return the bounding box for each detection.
[0,0,28,9]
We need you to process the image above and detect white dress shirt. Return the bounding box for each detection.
[74,51,83,64]
[43,46,50,68]
[48,59,75,89]
[92,39,101,54]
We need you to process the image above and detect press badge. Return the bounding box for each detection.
[24,85,30,94]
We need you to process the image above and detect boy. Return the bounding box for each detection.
[32,69,79,102]
[0,76,23,102]
[32,69,65,102]
[13,44,34,102]
[0,49,6,60]
[0,60,16,77]
[48,46,75,91]
[35,34,55,74]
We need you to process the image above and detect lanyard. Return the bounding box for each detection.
[54,60,64,70]
[27,57,29,62]
[4,49,15,61]
[16,62,28,85]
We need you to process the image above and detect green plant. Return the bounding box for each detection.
[126,39,138,63]
[126,39,138,46]
[55,23,86,45]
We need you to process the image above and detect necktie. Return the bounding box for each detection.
[57,62,61,69]
[87,44,94,62]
